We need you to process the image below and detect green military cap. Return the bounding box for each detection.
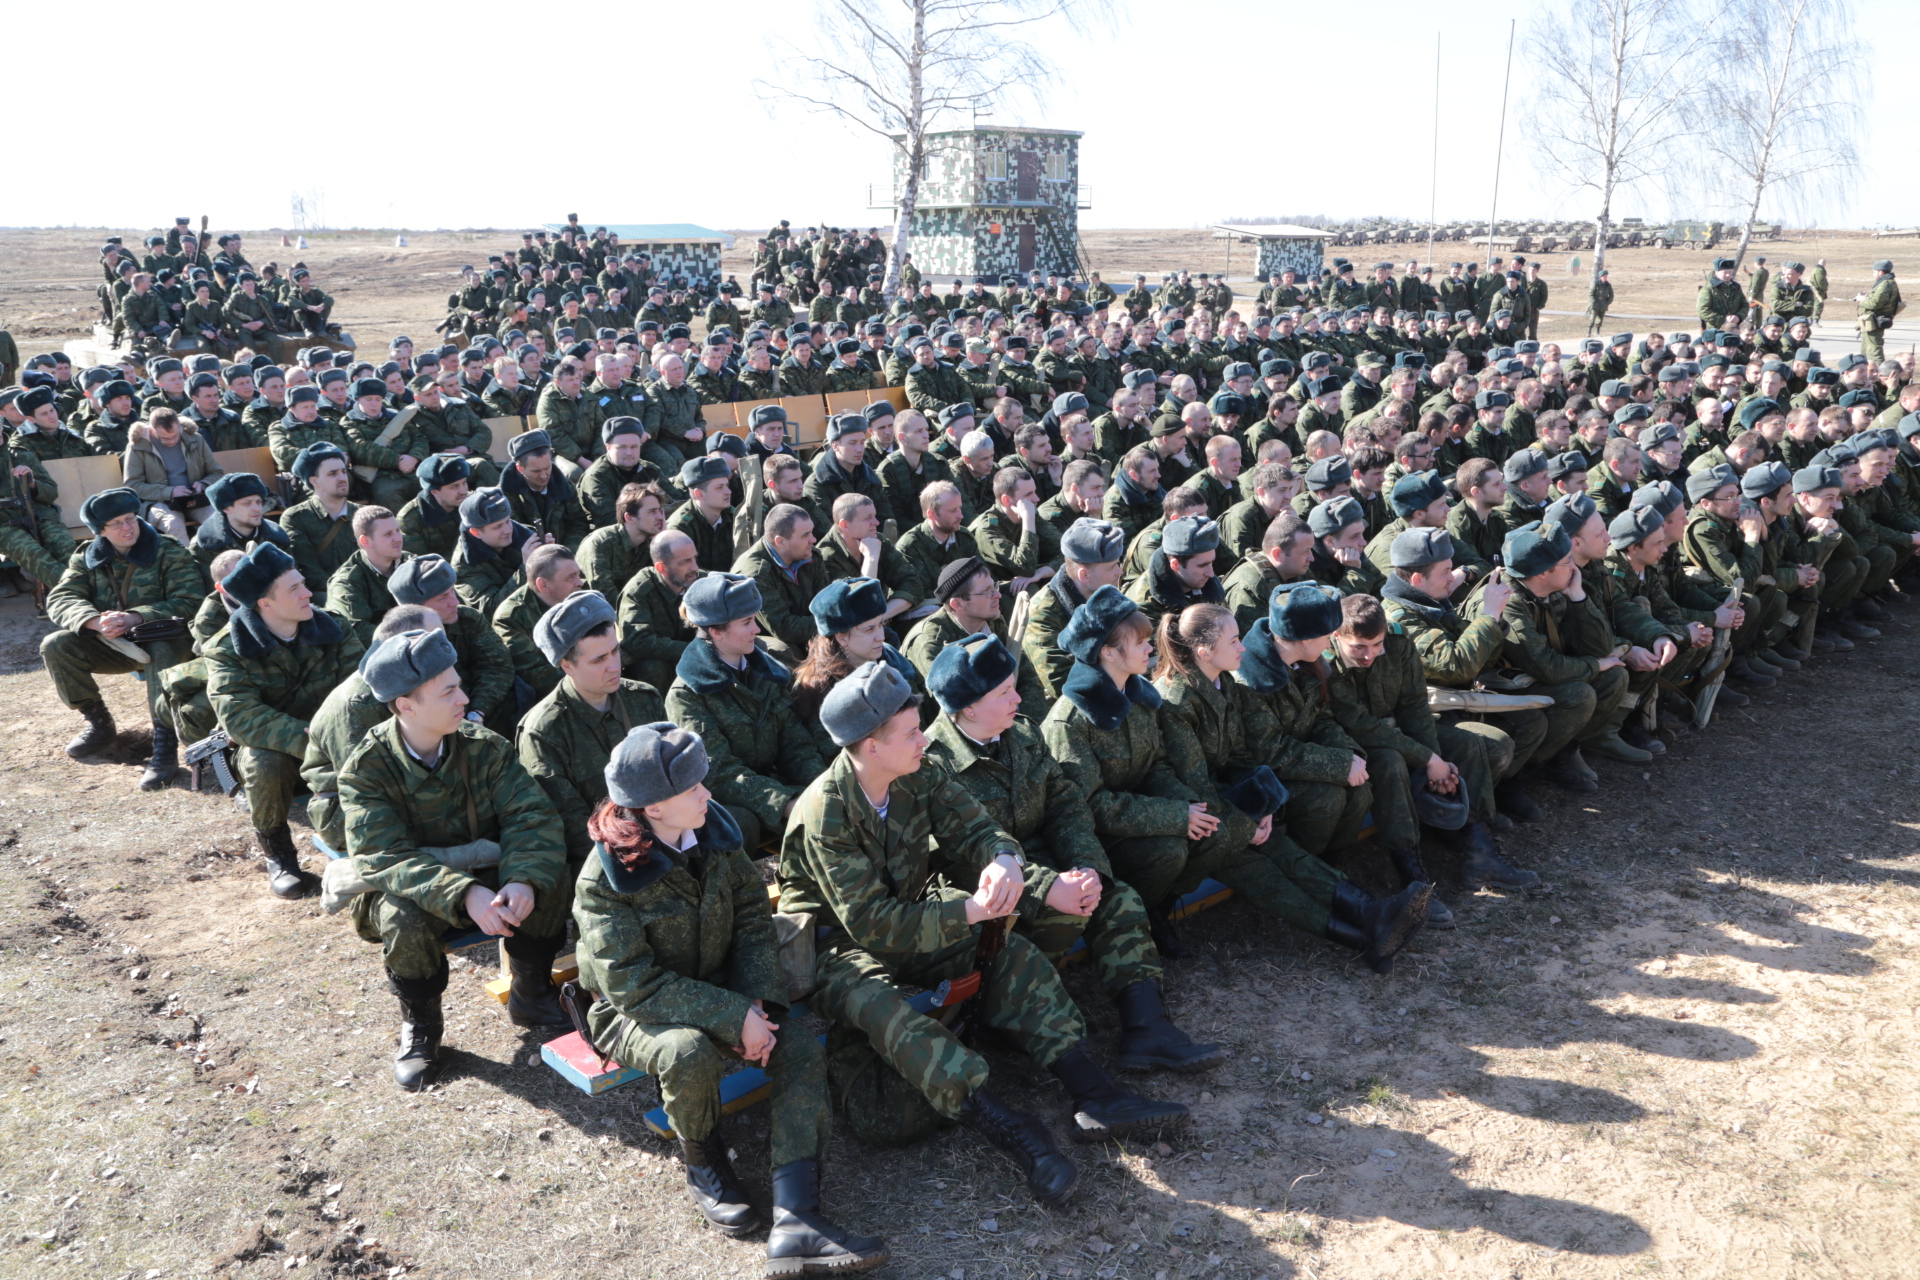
[1656,366,1689,383]
[1630,479,1683,517]
[1389,470,1447,517]
[1546,450,1590,482]
[1608,505,1664,550]
[1741,462,1792,499]
[1542,493,1597,542]
[1307,495,1365,537]
[1502,521,1572,577]
[1739,397,1786,428]
[1762,314,1784,327]
[1357,351,1387,369]
[1899,411,1920,440]
[1502,449,1549,484]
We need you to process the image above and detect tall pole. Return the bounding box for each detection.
[1427,31,1441,269]
[1485,17,1516,270]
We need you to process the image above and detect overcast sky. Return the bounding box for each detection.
[10,0,1910,235]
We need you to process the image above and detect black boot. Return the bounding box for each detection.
[1387,846,1453,929]
[1528,748,1598,793]
[389,965,445,1091]
[1145,903,1192,960]
[959,1087,1079,1205]
[504,939,570,1029]
[1048,1043,1189,1142]
[1113,980,1227,1073]
[1459,827,1542,891]
[140,722,179,791]
[765,1158,890,1276]
[1494,778,1545,822]
[256,823,313,899]
[65,699,116,759]
[1330,879,1429,975]
[679,1137,761,1237]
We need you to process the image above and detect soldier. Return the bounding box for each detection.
[1857,260,1904,366]
[41,488,203,788]
[972,467,1061,590]
[188,473,290,586]
[280,444,358,604]
[901,556,1050,722]
[453,486,537,617]
[0,407,78,590]
[1696,258,1749,332]
[813,493,921,620]
[325,506,410,648]
[730,502,829,661]
[495,430,587,552]
[617,528,701,691]
[1123,513,1226,629]
[577,417,663,531]
[394,455,469,561]
[205,542,364,897]
[12,384,94,464]
[665,574,828,856]
[570,724,889,1272]
[410,376,499,487]
[578,482,664,602]
[781,659,1183,1197]
[877,409,951,532]
[340,628,571,1091]
[804,415,883,514]
[340,378,430,511]
[1305,497,1383,597]
[925,632,1223,1072]
[490,542,583,714]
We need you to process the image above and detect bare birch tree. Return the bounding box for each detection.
[1525,0,1712,286]
[758,0,1110,295]
[1706,0,1864,271]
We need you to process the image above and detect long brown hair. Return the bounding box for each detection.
[790,634,856,723]
[1154,603,1235,679]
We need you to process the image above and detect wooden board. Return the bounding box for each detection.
[40,456,127,535]
[481,416,522,464]
[879,385,909,411]
[701,402,744,438]
[823,389,883,418]
[731,397,782,430]
[211,447,278,484]
[780,396,831,448]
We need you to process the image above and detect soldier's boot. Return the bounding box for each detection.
[764,1158,890,1278]
[1826,610,1873,643]
[140,722,179,792]
[505,942,570,1029]
[1852,596,1893,623]
[678,1138,761,1238]
[1727,655,1776,687]
[1450,823,1542,891]
[65,699,117,759]
[1048,1043,1189,1142]
[1619,720,1665,754]
[1144,904,1193,960]
[389,969,444,1091]
[1386,846,1453,929]
[256,823,314,899]
[1494,778,1545,823]
[1329,879,1430,975]
[1527,748,1598,793]
[957,1087,1080,1206]
[1112,980,1227,1074]
[1586,727,1654,764]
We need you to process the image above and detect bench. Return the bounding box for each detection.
[41,446,283,538]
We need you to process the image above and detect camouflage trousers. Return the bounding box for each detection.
[357,870,571,981]
[599,1012,830,1167]
[1818,553,1869,617]
[811,918,1086,1123]
[367,472,417,513]
[40,630,187,721]
[1730,585,1790,657]
[1107,826,1341,937]
[1438,713,1544,814]
[158,658,217,743]
[0,520,77,587]
[1862,326,1886,366]
[1365,722,1508,841]
[1017,874,1161,999]
[1519,674,1603,764]
[1283,777,1373,858]
[238,746,305,832]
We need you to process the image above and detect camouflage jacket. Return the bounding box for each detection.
[299,671,390,848]
[1378,577,1508,687]
[47,520,205,633]
[900,608,1051,725]
[340,719,565,922]
[205,606,365,758]
[516,677,667,862]
[1230,622,1364,783]
[876,451,951,532]
[803,451,882,514]
[813,526,925,606]
[398,494,462,560]
[280,496,359,602]
[267,413,351,474]
[325,550,406,649]
[1151,666,1281,851]
[492,581,560,701]
[576,457,664,531]
[732,537,831,656]
[453,523,534,617]
[616,566,697,688]
[665,638,829,836]
[1040,663,1194,841]
[500,462,589,551]
[970,505,1062,582]
[577,523,648,601]
[1461,575,1612,685]
[536,385,602,462]
[1324,630,1441,769]
[776,749,1021,964]
[342,406,435,476]
[642,381,703,447]
[188,511,290,587]
[1020,570,1082,701]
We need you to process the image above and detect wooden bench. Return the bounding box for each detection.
[41,447,280,538]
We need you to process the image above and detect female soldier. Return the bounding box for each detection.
[573,722,888,1275]
[788,577,920,755]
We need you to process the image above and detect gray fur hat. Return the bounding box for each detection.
[605,722,710,809]
[1061,517,1125,565]
[363,629,460,703]
[534,590,616,667]
[820,660,916,747]
[389,554,456,605]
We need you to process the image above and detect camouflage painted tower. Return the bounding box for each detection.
[890,126,1087,281]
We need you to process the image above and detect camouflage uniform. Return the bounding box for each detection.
[777,751,1085,1134]
[267,413,351,475]
[970,506,1062,583]
[576,523,649,601]
[536,385,602,463]
[343,407,438,512]
[492,582,561,702]
[616,567,697,691]
[326,550,407,649]
[398,495,462,561]
[341,720,568,981]
[412,401,500,487]
[41,525,202,721]
[1020,572,1083,701]
[665,639,829,855]
[877,453,953,533]
[301,672,390,850]
[0,438,77,584]
[1461,574,1624,762]
[1229,627,1372,858]
[663,501,735,575]
[575,810,829,1165]
[731,538,831,659]
[453,525,533,617]
[280,497,359,603]
[515,678,667,863]
[206,607,366,831]
[901,609,1051,724]
[813,526,925,608]
[576,457,664,531]
[925,714,1160,998]
[501,467,589,551]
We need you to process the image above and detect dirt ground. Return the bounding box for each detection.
[3,225,1911,360]
[1,223,1918,1279]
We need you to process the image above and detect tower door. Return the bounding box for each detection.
[1016,150,1039,201]
[1017,223,1036,272]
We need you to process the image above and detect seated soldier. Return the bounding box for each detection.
[42,488,204,789]
[781,660,1184,1202]
[1121,487,1209,584]
[665,456,736,573]
[390,554,515,728]
[733,502,830,661]
[895,480,978,615]
[1023,517,1127,699]
[618,528,702,691]
[453,486,538,617]
[578,481,664,601]
[501,430,589,551]
[0,414,78,593]
[1305,495,1384,595]
[573,724,889,1272]
[281,443,359,604]
[514,590,667,869]
[878,409,950,533]
[788,577,925,761]
[1379,529,1551,826]
[341,629,571,1091]
[1125,513,1227,630]
[904,555,1050,721]
[664,574,829,856]
[972,466,1060,591]
[398,454,472,561]
[1683,462,1790,688]
[804,414,883,513]
[1219,461,1299,566]
[926,632,1224,1072]
[326,506,409,648]
[1326,591,1541,927]
[302,605,446,851]
[409,374,499,486]
[1364,472,1451,578]
[205,543,365,898]
[266,385,349,479]
[578,417,664,530]
[1443,456,1508,582]
[342,377,435,510]
[158,547,247,752]
[1785,462,1868,653]
[948,423,1000,522]
[493,543,583,711]
[1037,456,1107,543]
[1222,510,1316,635]
[1463,521,1628,794]
[813,492,920,621]
[13,383,95,464]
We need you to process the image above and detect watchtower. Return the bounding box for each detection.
[882,126,1090,283]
